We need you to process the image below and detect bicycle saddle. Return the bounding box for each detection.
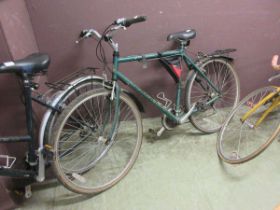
[0,53,50,74]
[167,29,196,42]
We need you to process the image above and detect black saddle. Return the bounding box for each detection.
[167,29,196,42]
[0,53,50,74]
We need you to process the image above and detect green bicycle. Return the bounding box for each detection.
[51,16,240,194]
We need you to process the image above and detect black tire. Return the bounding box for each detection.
[51,89,143,194]
[217,86,280,164]
[186,58,240,133]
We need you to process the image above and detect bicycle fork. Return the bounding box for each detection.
[108,81,121,141]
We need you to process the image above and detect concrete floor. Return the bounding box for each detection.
[17,118,280,210]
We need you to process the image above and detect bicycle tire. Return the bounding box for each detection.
[217,86,280,164]
[186,58,240,133]
[51,89,143,194]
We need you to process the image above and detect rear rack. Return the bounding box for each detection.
[45,67,99,91]
[197,48,237,58]
[208,48,236,56]
[33,67,100,102]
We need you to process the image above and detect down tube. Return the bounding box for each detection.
[115,71,179,122]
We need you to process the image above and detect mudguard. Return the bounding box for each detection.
[37,75,104,182]
[123,90,145,113]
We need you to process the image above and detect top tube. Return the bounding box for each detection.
[117,50,184,63]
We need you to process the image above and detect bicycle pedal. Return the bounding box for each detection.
[148,129,159,139]
[0,155,16,169]
[148,128,157,135]
[25,185,32,199]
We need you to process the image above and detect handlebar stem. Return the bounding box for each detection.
[108,38,119,52]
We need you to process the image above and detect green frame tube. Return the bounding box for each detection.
[111,47,221,123]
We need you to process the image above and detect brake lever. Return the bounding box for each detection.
[268,74,280,82]
[75,29,102,44]
[109,25,127,33]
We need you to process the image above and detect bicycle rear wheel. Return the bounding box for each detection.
[51,89,142,194]
[44,78,104,144]
[217,86,280,164]
[186,58,240,133]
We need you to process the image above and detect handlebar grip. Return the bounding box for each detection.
[272,55,280,70]
[268,73,280,82]
[75,30,92,44]
[79,30,88,38]
[115,16,147,27]
[124,16,147,27]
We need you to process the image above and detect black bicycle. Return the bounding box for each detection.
[0,53,104,197]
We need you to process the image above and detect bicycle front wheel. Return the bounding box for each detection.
[51,89,143,194]
[186,58,240,133]
[217,86,280,164]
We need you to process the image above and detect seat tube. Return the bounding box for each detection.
[22,74,36,164]
[175,80,182,114]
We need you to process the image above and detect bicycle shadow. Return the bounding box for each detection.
[47,192,94,206]
[31,179,95,206]
[216,154,262,181]
[144,121,210,144]
[217,134,280,180]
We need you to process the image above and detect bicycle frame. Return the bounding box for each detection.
[112,46,221,123]
[241,86,280,128]
[0,73,52,178]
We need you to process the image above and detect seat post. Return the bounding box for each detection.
[22,73,37,165]
[180,40,189,50]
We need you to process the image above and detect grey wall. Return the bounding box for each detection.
[25,0,280,116]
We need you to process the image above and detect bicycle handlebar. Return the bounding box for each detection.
[268,55,280,82]
[268,74,280,82]
[76,15,146,44]
[271,55,280,71]
[114,16,147,27]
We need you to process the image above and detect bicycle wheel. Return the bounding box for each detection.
[217,86,280,164]
[186,58,240,133]
[44,78,104,144]
[51,89,143,194]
